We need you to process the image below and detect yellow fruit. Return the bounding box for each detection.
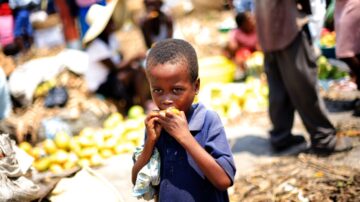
[54,131,71,150]
[67,152,79,163]
[167,107,180,115]
[63,160,77,170]
[49,164,64,174]
[104,137,117,149]
[100,149,113,158]
[158,107,181,116]
[79,127,95,137]
[93,132,105,149]
[114,143,135,154]
[90,154,103,167]
[123,131,141,142]
[78,158,91,167]
[42,139,57,154]
[79,147,98,158]
[19,142,33,155]
[127,105,144,119]
[78,136,95,147]
[69,138,81,153]
[33,157,51,172]
[111,125,126,138]
[114,144,125,154]
[31,147,46,160]
[103,112,124,128]
[124,119,141,131]
[51,150,69,164]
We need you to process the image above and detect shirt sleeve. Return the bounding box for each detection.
[204,111,236,184]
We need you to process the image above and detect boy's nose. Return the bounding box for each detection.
[161,98,174,108]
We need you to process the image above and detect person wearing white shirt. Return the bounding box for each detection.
[82,1,150,114]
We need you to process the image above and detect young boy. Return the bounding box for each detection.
[132,39,236,201]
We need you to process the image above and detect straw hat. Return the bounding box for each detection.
[82,0,120,45]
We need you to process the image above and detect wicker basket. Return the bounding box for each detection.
[191,0,224,10]
[32,14,61,30]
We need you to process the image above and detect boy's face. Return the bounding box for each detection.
[147,62,199,113]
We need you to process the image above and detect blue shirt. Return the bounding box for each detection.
[155,103,236,202]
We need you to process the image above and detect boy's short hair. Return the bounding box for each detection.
[146,39,198,82]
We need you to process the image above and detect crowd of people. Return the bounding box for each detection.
[0,0,174,114]
[0,0,359,201]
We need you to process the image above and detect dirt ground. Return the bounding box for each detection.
[227,111,360,202]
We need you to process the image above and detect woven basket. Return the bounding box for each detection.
[32,14,61,30]
[191,0,224,10]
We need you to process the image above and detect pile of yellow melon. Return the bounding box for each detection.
[19,106,146,174]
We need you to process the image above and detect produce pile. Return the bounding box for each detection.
[199,76,269,124]
[19,106,145,174]
[317,56,349,80]
[2,69,117,143]
[320,29,336,49]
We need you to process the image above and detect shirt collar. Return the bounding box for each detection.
[187,103,206,131]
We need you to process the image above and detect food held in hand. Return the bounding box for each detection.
[156,107,181,116]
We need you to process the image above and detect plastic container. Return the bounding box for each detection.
[0,15,14,46]
[199,56,236,87]
[321,46,336,59]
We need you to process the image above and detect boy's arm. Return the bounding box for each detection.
[132,112,162,184]
[131,139,156,184]
[177,133,232,191]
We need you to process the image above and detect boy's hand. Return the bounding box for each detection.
[156,108,189,142]
[145,111,162,144]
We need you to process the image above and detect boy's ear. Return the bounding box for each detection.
[194,78,200,94]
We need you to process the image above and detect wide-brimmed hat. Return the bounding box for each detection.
[82,0,120,45]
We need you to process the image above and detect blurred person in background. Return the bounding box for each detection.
[75,0,106,38]
[254,0,352,155]
[224,11,259,70]
[308,0,326,56]
[0,67,12,120]
[139,0,173,49]
[8,0,40,52]
[0,0,14,48]
[83,0,150,115]
[334,0,360,116]
[54,0,81,49]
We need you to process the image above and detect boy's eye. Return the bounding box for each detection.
[152,89,162,94]
[172,88,183,94]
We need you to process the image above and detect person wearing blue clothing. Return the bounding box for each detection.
[132,39,236,202]
[230,0,254,13]
[9,0,40,52]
